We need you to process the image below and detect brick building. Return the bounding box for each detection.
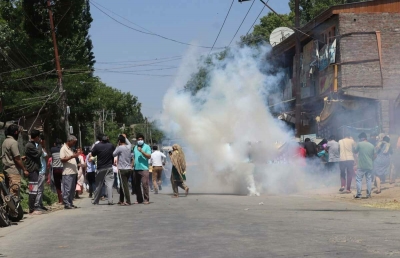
[272,0,400,139]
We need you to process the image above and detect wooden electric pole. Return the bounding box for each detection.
[294,0,302,138]
[47,0,70,138]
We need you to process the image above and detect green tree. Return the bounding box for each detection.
[288,0,367,26]
[240,12,293,46]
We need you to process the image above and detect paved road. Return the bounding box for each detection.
[1,191,399,258]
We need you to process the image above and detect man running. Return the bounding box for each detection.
[150,145,166,194]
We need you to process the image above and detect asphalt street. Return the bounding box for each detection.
[1,191,400,258]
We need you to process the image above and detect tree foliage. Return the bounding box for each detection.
[0,0,147,146]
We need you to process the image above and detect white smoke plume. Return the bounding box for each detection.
[159,45,310,196]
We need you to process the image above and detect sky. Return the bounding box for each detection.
[89,0,290,119]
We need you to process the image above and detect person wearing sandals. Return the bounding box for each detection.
[169,144,189,198]
[373,135,392,194]
[113,134,132,206]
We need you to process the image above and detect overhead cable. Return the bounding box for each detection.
[90,1,224,49]
[0,60,54,75]
[209,0,235,54]
[228,0,255,46]
[96,55,182,64]
[246,3,266,35]
[5,70,55,83]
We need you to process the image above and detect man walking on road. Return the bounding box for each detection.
[113,134,132,205]
[25,129,44,215]
[1,124,29,197]
[133,134,151,204]
[92,135,115,205]
[354,132,376,199]
[150,145,166,194]
[338,134,356,193]
[60,135,79,209]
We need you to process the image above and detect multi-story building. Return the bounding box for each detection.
[272,0,400,139]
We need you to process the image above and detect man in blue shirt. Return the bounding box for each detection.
[133,134,151,204]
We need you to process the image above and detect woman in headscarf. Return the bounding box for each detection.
[374,135,392,194]
[169,144,189,197]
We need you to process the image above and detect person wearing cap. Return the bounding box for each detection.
[354,132,376,199]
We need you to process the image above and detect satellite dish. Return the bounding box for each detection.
[269,27,294,47]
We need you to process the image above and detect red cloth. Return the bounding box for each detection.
[298,147,306,158]
[297,147,307,166]
[80,153,86,162]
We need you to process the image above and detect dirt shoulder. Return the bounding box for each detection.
[300,179,400,210]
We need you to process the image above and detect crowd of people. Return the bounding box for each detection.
[1,125,190,215]
[300,132,400,198]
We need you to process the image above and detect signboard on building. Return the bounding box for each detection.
[301,41,314,87]
[329,39,336,64]
[319,67,334,95]
[319,45,329,71]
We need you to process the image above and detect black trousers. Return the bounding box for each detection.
[119,169,132,204]
[86,172,96,195]
[28,171,39,213]
[130,170,136,194]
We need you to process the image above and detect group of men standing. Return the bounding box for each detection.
[325,132,397,199]
[2,123,189,216]
[90,133,162,205]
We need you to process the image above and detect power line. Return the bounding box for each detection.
[0,60,54,75]
[63,70,174,77]
[246,2,266,35]
[209,0,235,54]
[228,0,255,46]
[90,0,154,34]
[96,55,182,64]
[28,84,59,133]
[90,1,224,49]
[55,2,73,28]
[4,70,55,83]
[65,66,177,73]
[94,57,182,71]
[258,0,322,44]
[21,8,47,35]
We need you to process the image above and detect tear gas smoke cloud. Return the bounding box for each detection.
[159,45,327,195]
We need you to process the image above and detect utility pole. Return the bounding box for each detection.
[109,110,116,123]
[294,0,302,138]
[102,109,105,133]
[47,0,69,138]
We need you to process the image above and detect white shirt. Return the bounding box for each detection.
[150,150,166,167]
